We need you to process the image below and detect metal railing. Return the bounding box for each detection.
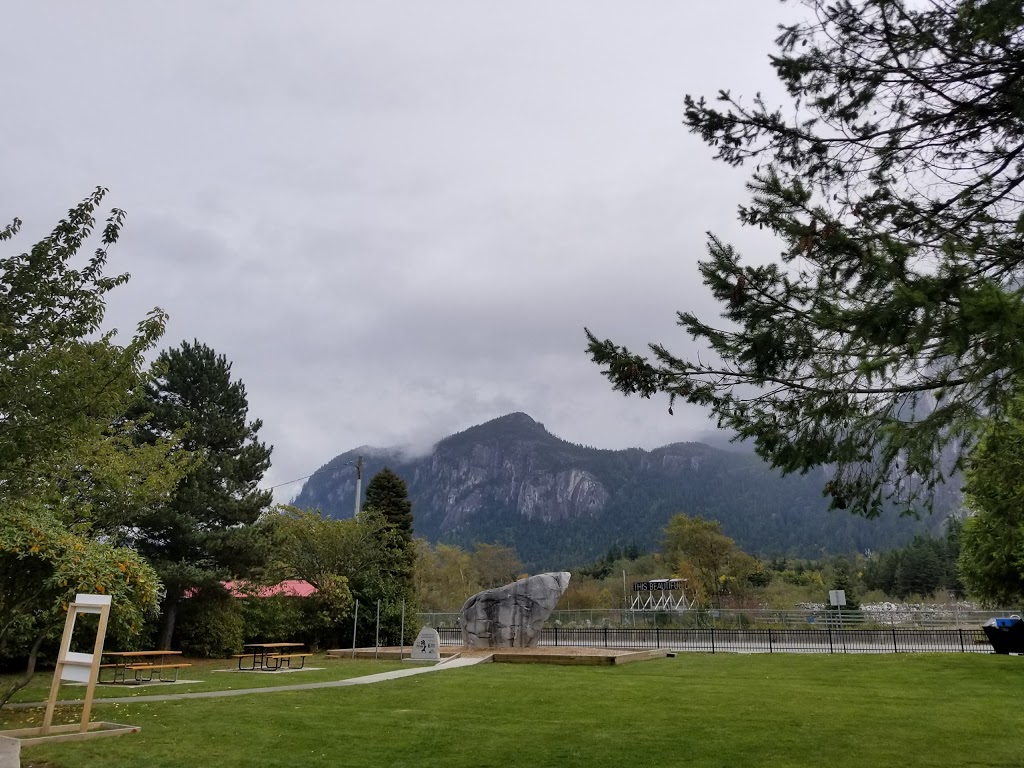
[434,626,993,654]
[421,607,1020,631]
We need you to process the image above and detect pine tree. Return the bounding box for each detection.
[587,0,1024,518]
[130,340,273,647]
[363,467,416,638]
[364,467,414,543]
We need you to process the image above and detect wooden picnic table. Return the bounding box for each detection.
[100,650,189,684]
[235,643,310,671]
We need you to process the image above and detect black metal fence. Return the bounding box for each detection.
[436,626,993,654]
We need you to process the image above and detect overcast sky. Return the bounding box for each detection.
[1,2,798,500]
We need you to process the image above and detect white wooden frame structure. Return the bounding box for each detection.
[629,579,694,611]
[0,593,140,752]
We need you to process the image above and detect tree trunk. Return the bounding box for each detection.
[0,630,47,711]
[157,600,178,650]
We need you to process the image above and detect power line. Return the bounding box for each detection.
[266,473,315,491]
[265,457,365,493]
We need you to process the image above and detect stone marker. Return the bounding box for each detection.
[459,572,570,648]
[410,627,441,660]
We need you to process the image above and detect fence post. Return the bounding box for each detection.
[828,627,834,654]
[351,599,359,659]
[604,626,608,649]
[768,628,773,653]
[892,626,898,653]
[711,627,715,654]
[959,628,965,653]
[374,600,381,660]
[554,626,559,647]
[656,626,660,649]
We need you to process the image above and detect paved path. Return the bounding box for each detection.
[8,655,489,711]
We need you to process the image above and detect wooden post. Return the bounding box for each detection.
[41,608,79,734]
[79,604,110,733]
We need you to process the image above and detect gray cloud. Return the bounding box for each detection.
[0,1,800,499]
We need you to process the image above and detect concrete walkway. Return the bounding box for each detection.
[7,655,490,711]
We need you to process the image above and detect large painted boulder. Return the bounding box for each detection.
[459,572,570,648]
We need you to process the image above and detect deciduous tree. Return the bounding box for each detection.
[270,506,411,645]
[0,190,187,707]
[663,514,740,607]
[469,542,524,588]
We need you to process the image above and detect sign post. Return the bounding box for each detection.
[829,589,847,629]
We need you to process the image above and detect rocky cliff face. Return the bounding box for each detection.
[292,412,946,567]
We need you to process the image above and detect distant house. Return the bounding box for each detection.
[222,580,317,598]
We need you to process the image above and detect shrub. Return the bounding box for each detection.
[176,589,244,658]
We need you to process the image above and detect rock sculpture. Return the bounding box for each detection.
[459,572,570,648]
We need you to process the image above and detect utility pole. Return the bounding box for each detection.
[353,455,363,518]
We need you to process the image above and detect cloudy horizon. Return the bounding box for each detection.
[1,2,799,500]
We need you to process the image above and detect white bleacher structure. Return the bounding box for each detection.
[629,579,695,611]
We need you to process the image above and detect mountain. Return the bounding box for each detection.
[292,412,951,569]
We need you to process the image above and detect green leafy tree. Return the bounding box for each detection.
[587,0,1024,517]
[129,340,273,647]
[959,395,1024,605]
[270,506,411,646]
[663,514,740,607]
[414,541,481,613]
[0,507,163,708]
[469,542,524,588]
[0,189,188,708]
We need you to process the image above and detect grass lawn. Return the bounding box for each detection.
[6,654,1024,768]
[0,655,407,704]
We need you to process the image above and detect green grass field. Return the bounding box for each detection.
[5,654,1024,768]
[0,655,407,704]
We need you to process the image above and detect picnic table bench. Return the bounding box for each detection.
[100,650,191,683]
[233,643,311,671]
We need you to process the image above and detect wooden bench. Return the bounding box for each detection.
[265,653,312,670]
[126,662,192,682]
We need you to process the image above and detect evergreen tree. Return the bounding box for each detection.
[363,467,416,632]
[364,467,414,542]
[827,558,860,611]
[130,340,273,647]
[959,393,1024,605]
[587,0,1024,517]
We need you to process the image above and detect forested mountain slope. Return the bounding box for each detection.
[293,413,949,568]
